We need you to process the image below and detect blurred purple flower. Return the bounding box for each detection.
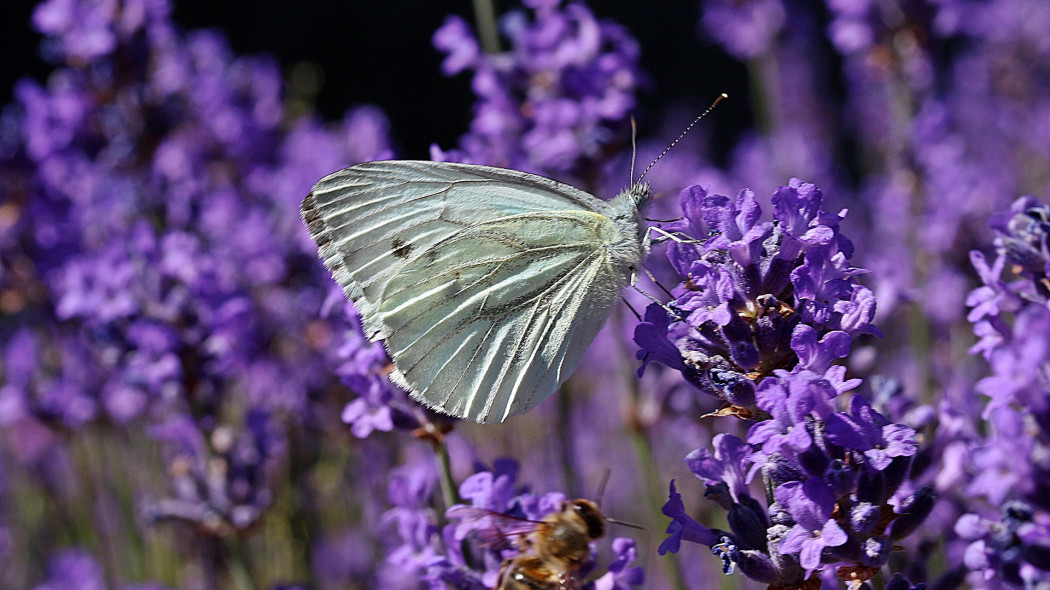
[956,502,1050,589]
[33,549,105,590]
[700,0,786,59]
[432,0,643,179]
[2,0,397,432]
[593,537,646,589]
[143,410,281,533]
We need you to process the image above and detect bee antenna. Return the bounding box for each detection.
[605,516,644,531]
[594,468,612,507]
[636,93,728,184]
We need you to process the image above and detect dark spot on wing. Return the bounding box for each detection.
[301,192,331,247]
[392,237,413,259]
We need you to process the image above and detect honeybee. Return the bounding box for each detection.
[496,498,606,590]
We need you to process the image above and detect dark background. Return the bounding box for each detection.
[1,0,756,160]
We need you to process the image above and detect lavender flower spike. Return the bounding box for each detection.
[635,180,878,414]
[660,182,930,588]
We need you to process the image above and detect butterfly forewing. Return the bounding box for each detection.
[303,160,641,423]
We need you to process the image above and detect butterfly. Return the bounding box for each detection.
[302,160,650,423]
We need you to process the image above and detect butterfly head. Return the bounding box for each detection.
[608,182,652,285]
[626,181,651,210]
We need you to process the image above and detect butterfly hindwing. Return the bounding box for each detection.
[377,211,623,421]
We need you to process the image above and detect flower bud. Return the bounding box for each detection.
[849,501,880,535]
[826,458,857,497]
[860,536,891,567]
[737,549,780,584]
[889,487,936,541]
[729,501,769,552]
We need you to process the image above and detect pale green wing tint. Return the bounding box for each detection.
[375,211,624,422]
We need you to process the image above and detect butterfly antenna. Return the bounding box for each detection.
[629,116,639,186]
[636,93,728,184]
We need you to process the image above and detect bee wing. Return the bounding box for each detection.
[446,505,546,549]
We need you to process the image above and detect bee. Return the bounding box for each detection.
[496,498,607,590]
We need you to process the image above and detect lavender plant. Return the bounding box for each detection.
[430,0,643,180]
[641,181,932,586]
[0,0,401,586]
[948,197,1050,589]
[1,0,1049,588]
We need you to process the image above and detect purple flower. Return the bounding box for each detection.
[33,549,105,590]
[685,433,753,504]
[663,255,925,585]
[143,411,282,533]
[774,479,848,571]
[956,501,1050,588]
[965,407,1033,506]
[990,197,1050,288]
[659,480,720,555]
[825,395,918,471]
[636,180,877,413]
[593,537,646,589]
[32,0,119,61]
[378,452,443,583]
[330,302,430,436]
[700,0,786,59]
[746,367,845,459]
[634,304,687,376]
[433,15,482,75]
[340,378,395,438]
[457,460,518,511]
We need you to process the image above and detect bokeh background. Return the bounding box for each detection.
[2,0,1050,588]
[1,0,752,161]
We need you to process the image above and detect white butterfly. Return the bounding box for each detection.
[302,160,650,423]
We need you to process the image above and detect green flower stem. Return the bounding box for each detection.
[627,425,688,590]
[224,534,258,590]
[557,383,580,497]
[614,309,687,590]
[433,435,460,511]
[471,0,500,55]
[746,50,780,137]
